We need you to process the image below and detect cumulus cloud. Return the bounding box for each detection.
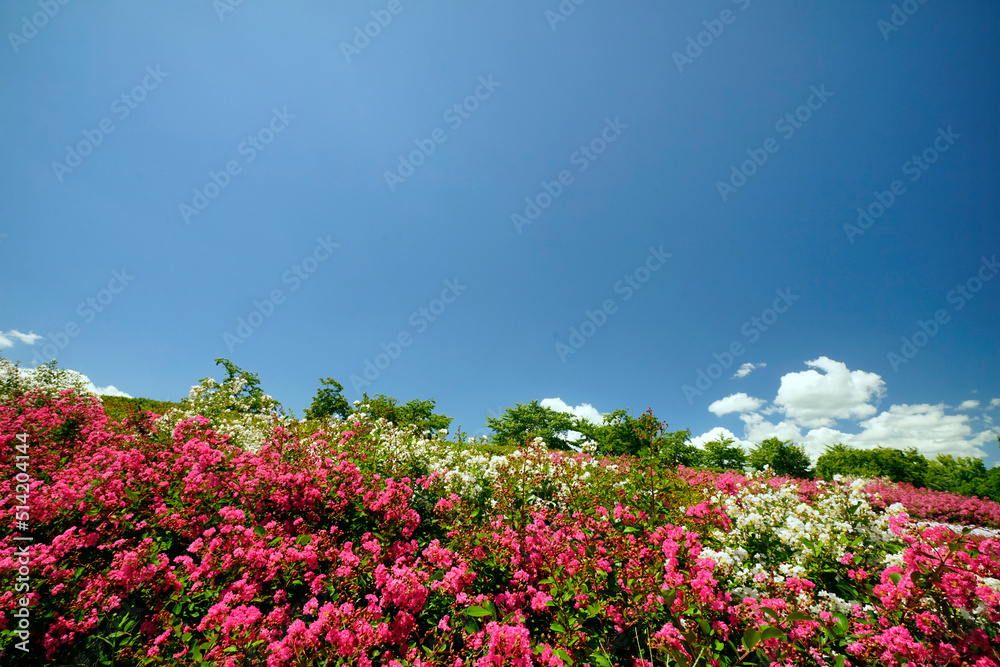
[774,356,885,428]
[689,426,754,452]
[702,357,998,462]
[739,412,806,448]
[708,392,766,417]
[0,329,43,347]
[540,398,603,425]
[740,400,992,461]
[84,381,132,397]
[67,369,132,398]
[733,362,765,379]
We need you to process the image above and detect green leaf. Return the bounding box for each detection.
[555,649,573,664]
[834,656,846,667]
[760,626,786,641]
[253,525,266,537]
[669,648,692,667]
[296,534,312,546]
[760,607,781,623]
[467,606,493,618]
[742,628,761,652]
[591,653,613,667]
[833,612,850,634]
[786,611,812,622]
[551,622,566,633]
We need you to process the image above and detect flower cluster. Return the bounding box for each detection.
[1,359,998,666]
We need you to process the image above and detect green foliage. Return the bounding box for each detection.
[656,427,701,467]
[485,400,579,450]
[700,434,747,471]
[100,396,180,423]
[570,407,699,463]
[304,377,351,421]
[0,352,92,402]
[361,392,452,435]
[212,358,275,415]
[815,443,929,487]
[748,437,812,478]
[924,453,1000,500]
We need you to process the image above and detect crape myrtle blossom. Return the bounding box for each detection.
[1,351,999,665]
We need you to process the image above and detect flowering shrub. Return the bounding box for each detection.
[1,359,998,665]
[0,355,93,402]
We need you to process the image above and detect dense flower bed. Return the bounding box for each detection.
[1,372,999,665]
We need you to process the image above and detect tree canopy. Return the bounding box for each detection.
[748,437,812,478]
[305,377,351,422]
[361,392,452,436]
[485,400,580,451]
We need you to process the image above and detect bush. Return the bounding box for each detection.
[100,395,180,423]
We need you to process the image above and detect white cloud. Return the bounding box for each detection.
[740,412,806,449]
[86,382,132,397]
[708,392,765,417]
[774,356,885,428]
[67,369,132,398]
[540,398,603,425]
[703,357,998,463]
[733,362,765,379]
[736,402,992,462]
[690,426,754,452]
[0,329,42,347]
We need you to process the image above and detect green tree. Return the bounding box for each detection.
[305,378,351,421]
[925,454,992,497]
[815,443,929,487]
[570,407,699,463]
[814,443,858,480]
[361,393,452,436]
[570,409,638,456]
[486,400,578,450]
[700,435,747,471]
[748,437,812,478]
[213,358,272,414]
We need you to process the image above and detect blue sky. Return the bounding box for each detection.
[2,1,998,465]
